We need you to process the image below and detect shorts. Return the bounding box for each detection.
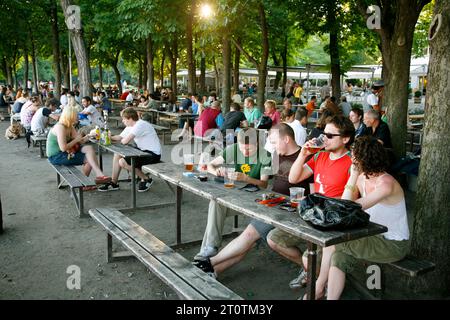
[124,149,161,168]
[48,150,85,166]
[249,219,274,243]
[267,228,305,250]
[331,235,410,274]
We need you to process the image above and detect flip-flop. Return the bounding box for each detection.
[95,176,112,184]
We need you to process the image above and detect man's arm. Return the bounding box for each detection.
[207,156,225,176]
[289,142,315,183]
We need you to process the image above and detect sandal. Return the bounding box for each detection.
[95,176,112,184]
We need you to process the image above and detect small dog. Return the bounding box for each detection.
[5,122,22,140]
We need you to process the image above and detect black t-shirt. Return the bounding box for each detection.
[0,93,8,107]
[272,148,310,196]
[363,121,392,148]
[221,111,246,133]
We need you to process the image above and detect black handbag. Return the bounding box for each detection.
[298,193,370,231]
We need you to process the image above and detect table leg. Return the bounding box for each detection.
[176,186,182,245]
[131,157,136,210]
[306,242,318,300]
[98,144,103,171]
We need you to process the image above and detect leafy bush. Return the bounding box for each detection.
[414,90,422,97]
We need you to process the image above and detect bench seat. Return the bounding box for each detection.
[50,164,96,217]
[89,207,242,300]
[31,135,47,158]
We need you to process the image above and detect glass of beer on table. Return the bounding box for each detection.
[224,168,236,188]
[183,154,194,172]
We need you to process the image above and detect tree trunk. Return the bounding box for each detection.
[186,0,196,94]
[212,56,220,94]
[61,51,70,89]
[14,65,18,90]
[328,3,341,100]
[112,51,122,94]
[281,35,288,97]
[146,36,155,94]
[50,0,62,98]
[5,59,13,86]
[61,0,92,97]
[167,36,178,96]
[382,16,417,160]
[160,51,165,87]
[143,54,148,90]
[99,62,103,88]
[256,3,269,111]
[138,58,142,89]
[410,0,450,298]
[199,53,206,93]
[233,42,240,93]
[30,34,39,93]
[222,36,232,113]
[272,52,281,91]
[23,49,29,88]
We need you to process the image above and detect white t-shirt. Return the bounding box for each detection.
[287,120,307,146]
[366,93,378,107]
[126,93,134,102]
[231,94,242,104]
[60,94,68,107]
[120,120,161,155]
[31,107,51,133]
[84,105,104,126]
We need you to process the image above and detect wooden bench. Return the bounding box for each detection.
[152,124,172,145]
[349,255,435,299]
[31,135,47,158]
[50,164,97,217]
[89,207,242,300]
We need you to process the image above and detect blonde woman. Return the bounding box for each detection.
[46,105,111,185]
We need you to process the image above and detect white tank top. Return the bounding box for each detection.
[363,175,410,241]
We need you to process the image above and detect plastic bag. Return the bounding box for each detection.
[298,193,370,230]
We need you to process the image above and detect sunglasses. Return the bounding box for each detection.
[323,132,342,139]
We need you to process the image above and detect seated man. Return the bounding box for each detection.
[312,136,409,300]
[267,115,354,289]
[193,101,224,138]
[193,127,271,260]
[193,124,306,278]
[79,96,104,128]
[98,108,161,193]
[221,102,248,144]
[30,98,60,136]
[362,109,392,148]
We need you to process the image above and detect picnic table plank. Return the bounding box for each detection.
[94,208,242,300]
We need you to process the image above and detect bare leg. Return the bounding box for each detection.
[314,245,336,299]
[81,145,103,177]
[82,162,92,176]
[326,266,346,300]
[267,239,303,265]
[118,158,148,181]
[111,154,122,183]
[210,224,260,275]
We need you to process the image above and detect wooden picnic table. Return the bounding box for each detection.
[91,140,170,211]
[142,162,388,300]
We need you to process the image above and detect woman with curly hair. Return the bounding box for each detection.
[310,136,410,300]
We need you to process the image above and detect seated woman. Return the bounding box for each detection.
[137,95,149,108]
[46,105,111,185]
[310,136,410,300]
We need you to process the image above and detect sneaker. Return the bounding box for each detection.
[97,182,120,192]
[289,268,308,289]
[193,246,218,261]
[137,178,153,192]
[193,258,216,278]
